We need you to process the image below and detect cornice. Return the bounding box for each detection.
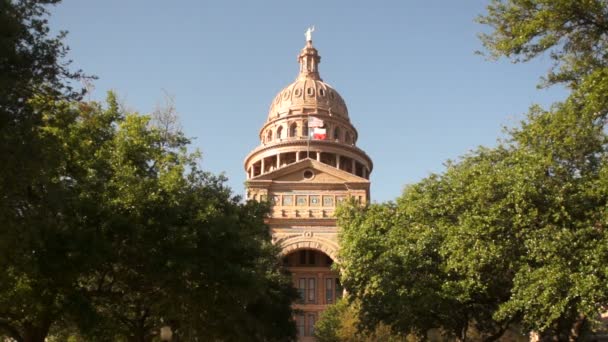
[267,217,337,227]
[244,139,373,170]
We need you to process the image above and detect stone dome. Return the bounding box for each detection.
[267,79,348,121]
[245,31,373,184]
[267,40,349,121]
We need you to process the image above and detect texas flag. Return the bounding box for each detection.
[308,117,324,128]
[310,127,326,140]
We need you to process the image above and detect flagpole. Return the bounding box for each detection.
[307,116,324,160]
[307,115,311,159]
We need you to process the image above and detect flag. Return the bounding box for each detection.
[308,117,324,128]
[310,127,326,140]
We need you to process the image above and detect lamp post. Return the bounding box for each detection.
[160,325,173,342]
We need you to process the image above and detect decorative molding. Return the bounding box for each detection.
[277,235,340,261]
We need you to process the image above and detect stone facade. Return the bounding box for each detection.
[244,35,372,341]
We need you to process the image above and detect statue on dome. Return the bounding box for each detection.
[305,26,315,42]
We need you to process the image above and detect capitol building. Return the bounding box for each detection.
[244,31,372,341]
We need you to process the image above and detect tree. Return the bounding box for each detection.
[0,2,297,340]
[0,0,85,225]
[478,2,608,337]
[0,2,86,338]
[336,2,608,341]
[315,299,411,342]
[0,93,298,342]
[75,96,297,341]
[337,71,608,341]
[478,0,608,88]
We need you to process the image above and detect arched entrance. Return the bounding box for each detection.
[282,248,343,340]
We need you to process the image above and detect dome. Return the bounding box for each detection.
[267,79,348,121]
[267,40,349,121]
[244,30,373,183]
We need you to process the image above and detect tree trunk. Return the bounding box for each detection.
[458,324,468,342]
[568,314,586,342]
[22,320,51,342]
[482,325,509,342]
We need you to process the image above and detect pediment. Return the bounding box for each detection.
[252,158,368,183]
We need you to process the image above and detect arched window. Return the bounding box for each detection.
[302,120,309,137]
[277,126,283,139]
[333,127,341,141]
[345,132,352,144]
[267,130,273,142]
[290,122,298,138]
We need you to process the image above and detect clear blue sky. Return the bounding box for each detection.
[50,0,567,202]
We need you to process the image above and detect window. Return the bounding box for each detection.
[326,278,334,304]
[308,278,316,303]
[282,195,293,206]
[297,277,316,304]
[307,313,316,336]
[308,250,316,265]
[296,313,317,337]
[297,250,318,266]
[289,123,297,137]
[277,126,283,139]
[297,314,305,337]
[298,278,306,303]
[333,127,341,141]
[303,170,314,179]
[336,279,343,300]
[324,278,343,304]
[266,130,272,142]
[296,195,307,206]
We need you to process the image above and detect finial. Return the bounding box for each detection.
[298,26,321,80]
[305,26,315,42]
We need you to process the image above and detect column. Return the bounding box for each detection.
[318,272,324,305]
[351,159,355,173]
[261,158,265,175]
[276,153,281,168]
[317,151,321,162]
[336,155,341,169]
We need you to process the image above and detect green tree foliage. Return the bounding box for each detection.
[337,62,608,342]
[0,2,297,341]
[478,0,608,88]
[337,2,608,341]
[315,299,411,342]
[0,93,298,342]
[0,0,85,223]
[0,1,85,338]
